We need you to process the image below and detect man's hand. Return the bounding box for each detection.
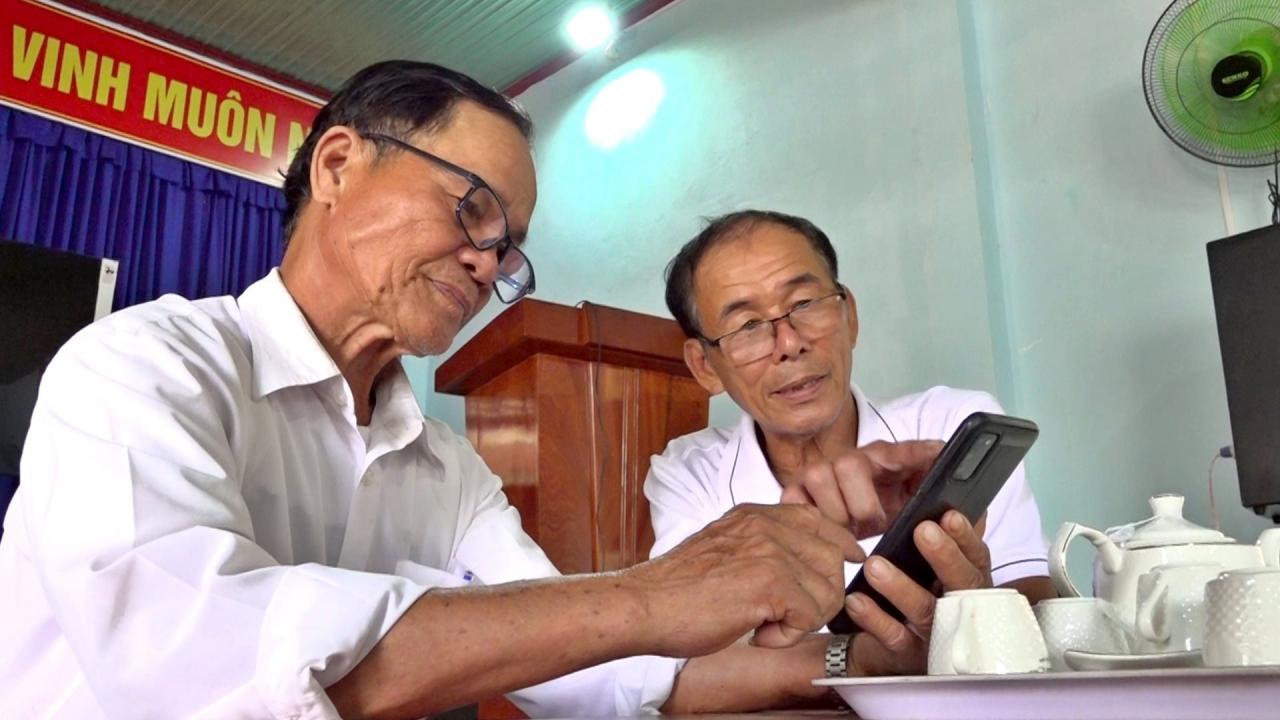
[623,503,864,657]
[780,440,943,538]
[844,510,993,676]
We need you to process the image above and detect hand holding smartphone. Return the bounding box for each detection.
[825,412,1038,634]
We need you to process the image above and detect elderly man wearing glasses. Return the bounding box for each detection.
[646,210,1058,676]
[1,65,888,718]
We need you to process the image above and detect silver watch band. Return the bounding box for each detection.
[824,633,853,678]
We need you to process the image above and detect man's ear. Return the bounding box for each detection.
[842,284,859,349]
[308,126,363,211]
[683,337,726,396]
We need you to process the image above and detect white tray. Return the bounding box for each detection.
[813,666,1280,720]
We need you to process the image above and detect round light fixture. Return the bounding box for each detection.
[566,5,617,52]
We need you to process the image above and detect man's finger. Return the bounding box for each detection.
[915,520,989,591]
[844,592,918,653]
[860,439,943,476]
[750,558,828,648]
[861,556,937,631]
[941,510,992,576]
[757,509,858,594]
[779,484,810,505]
[829,451,886,535]
[766,504,865,563]
[797,463,851,528]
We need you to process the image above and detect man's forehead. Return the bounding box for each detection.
[695,224,830,299]
[413,102,537,218]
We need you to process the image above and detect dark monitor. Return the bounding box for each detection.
[0,240,116,476]
[1208,225,1280,522]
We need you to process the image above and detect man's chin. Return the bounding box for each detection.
[761,399,844,436]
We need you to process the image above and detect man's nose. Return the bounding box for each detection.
[458,240,500,288]
[771,317,809,362]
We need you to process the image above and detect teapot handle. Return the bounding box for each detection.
[951,596,982,675]
[1135,577,1170,643]
[1049,522,1117,598]
[1260,528,1280,567]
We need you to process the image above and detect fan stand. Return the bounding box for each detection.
[1267,152,1280,224]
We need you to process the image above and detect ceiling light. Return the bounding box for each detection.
[566,5,616,53]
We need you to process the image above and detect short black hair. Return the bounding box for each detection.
[664,210,839,338]
[281,60,533,242]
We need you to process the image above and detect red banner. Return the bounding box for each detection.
[1,0,324,185]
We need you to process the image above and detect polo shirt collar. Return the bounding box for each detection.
[715,383,896,503]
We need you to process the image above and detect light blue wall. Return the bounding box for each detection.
[969,0,1277,578]
[413,0,1280,586]
[419,0,1002,435]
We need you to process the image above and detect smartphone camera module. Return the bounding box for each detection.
[953,432,998,481]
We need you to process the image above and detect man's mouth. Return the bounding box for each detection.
[431,279,471,316]
[772,373,827,399]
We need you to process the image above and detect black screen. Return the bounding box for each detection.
[1208,225,1280,520]
[0,240,105,475]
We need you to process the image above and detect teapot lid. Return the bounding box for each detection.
[1105,494,1232,549]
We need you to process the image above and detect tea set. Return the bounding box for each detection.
[928,494,1280,676]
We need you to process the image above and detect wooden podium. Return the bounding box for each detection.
[437,299,710,719]
[436,298,710,575]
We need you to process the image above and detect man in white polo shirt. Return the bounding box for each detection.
[647,210,1055,669]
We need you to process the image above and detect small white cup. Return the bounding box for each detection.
[1204,567,1280,667]
[928,588,1050,675]
[1034,597,1132,671]
[1134,562,1223,653]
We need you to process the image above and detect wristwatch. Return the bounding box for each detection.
[824,633,853,678]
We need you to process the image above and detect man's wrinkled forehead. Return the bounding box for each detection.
[411,100,538,234]
[693,222,834,310]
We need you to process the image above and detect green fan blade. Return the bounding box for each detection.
[1145,0,1280,166]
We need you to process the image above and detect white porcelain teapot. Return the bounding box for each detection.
[1048,494,1280,628]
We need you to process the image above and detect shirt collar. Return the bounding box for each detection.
[365,367,431,467]
[237,268,343,400]
[717,383,895,503]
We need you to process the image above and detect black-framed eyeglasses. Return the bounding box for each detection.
[364,132,535,303]
[701,289,848,366]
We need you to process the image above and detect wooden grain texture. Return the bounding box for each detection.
[443,300,709,718]
[437,299,695,396]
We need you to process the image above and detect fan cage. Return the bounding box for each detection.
[1143,0,1280,167]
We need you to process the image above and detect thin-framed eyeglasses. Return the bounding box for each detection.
[364,132,535,303]
[701,289,848,366]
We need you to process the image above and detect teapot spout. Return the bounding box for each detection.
[1050,522,1124,598]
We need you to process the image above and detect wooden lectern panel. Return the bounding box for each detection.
[437,300,710,719]
[463,352,708,573]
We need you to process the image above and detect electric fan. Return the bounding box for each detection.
[1144,0,1280,167]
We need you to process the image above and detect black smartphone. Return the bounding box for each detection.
[825,411,1038,634]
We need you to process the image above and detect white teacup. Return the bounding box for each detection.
[928,588,1050,675]
[1034,597,1131,670]
[1204,567,1280,667]
[1134,562,1223,653]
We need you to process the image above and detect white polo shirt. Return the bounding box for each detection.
[646,385,1049,589]
[0,269,680,719]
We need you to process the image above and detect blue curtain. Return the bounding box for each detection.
[0,105,285,310]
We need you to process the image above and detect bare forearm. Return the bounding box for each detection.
[1002,575,1056,605]
[661,635,831,713]
[328,573,649,719]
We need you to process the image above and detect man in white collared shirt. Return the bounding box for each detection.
[647,210,1055,674]
[0,64,883,718]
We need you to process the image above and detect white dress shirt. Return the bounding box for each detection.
[0,269,680,719]
[646,385,1050,589]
